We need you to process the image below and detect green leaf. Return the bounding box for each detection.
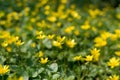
[49,63,58,72]
[42,38,52,49]
[65,75,75,80]
[52,73,60,79]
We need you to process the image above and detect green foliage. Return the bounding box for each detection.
[0,0,120,80]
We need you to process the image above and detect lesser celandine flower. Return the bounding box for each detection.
[81,24,90,30]
[61,0,67,4]
[24,7,30,16]
[73,56,82,61]
[115,29,120,38]
[115,51,120,56]
[27,26,33,31]
[107,57,119,68]
[30,42,36,48]
[74,30,80,36]
[94,37,107,47]
[100,31,111,40]
[15,40,24,46]
[7,36,19,44]
[37,51,44,57]
[117,44,120,48]
[0,11,5,18]
[70,11,81,19]
[36,31,44,35]
[47,34,55,39]
[57,22,62,27]
[53,40,62,48]
[81,21,90,30]
[0,31,10,39]
[116,13,120,19]
[44,5,50,10]
[47,16,57,22]
[44,10,50,15]
[7,76,23,80]
[39,58,48,64]
[91,27,97,32]
[0,64,10,75]
[36,34,46,39]
[85,55,93,62]
[18,76,24,80]
[88,9,101,18]
[36,31,46,39]
[110,34,118,41]
[107,75,119,80]
[64,26,75,34]
[6,47,12,52]
[57,36,66,42]
[90,48,100,61]
[30,18,36,23]
[0,20,6,25]
[66,39,76,48]
[1,41,8,47]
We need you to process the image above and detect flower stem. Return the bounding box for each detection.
[2,75,4,80]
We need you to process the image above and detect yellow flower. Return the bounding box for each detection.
[90,48,100,61]
[0,20,6,25]
[91,27,97,32]
[44,5,50,10]
[7,36,19,44]
[115,51,120,56]
[36,31,44,35]
[0,64,10,75]
[39,58,48,64]
[73,56,81,61]
[71,11,81,19]
[30,43,36,48]
[47,16,57,22]
[57,22,62,27]
[6,47,12,52]
[81,24,90,30]
[0,11,5,18]
[116,13,120,19]
[117,44,120,48]
[0,31,10,39]
[107,75,119,80]
[57,36,66,43]
[15,40,24,46]
[53,40,62,48]
[30,18,36,23]
[36,34,46,39]
[47,34,55,39]
[107,57,119,68]
[36,31,46,39]
[64,26,75,34]
[1,41,8,47]
[88,9,100,18]
[94,37,107,47]
[27,26,33,31]
[37,51,44,57]
[85,55,93,62]
[7,76,23,80]
[61,0,67,4]
[115,29,120,38]
[110,34,118,41]
[74,30,80,36]
[66,39,76,48]
[18,76,24,80]
[100,31,111,40]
